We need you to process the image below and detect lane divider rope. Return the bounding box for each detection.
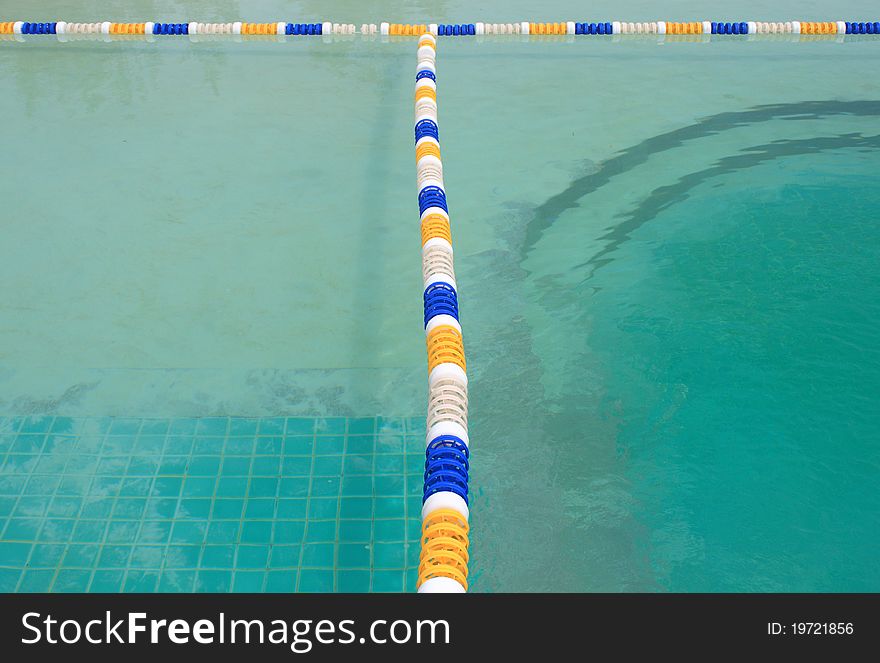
[415,34,471,594]
[2,20,878,38]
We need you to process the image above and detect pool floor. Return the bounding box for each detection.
[0,415,425,592]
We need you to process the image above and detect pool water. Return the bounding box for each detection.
[1,0,879,592]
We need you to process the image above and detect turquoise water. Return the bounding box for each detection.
[1,1,879,591]
[506,140,880,591]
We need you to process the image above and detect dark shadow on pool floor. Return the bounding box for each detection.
[523,100,880,272]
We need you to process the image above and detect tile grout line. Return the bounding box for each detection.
[155,420,182,591]
[368,418,378,592]
[229,417,253,592]
[331,420,349,592]
[189,419,229,592]
[13,417,61,591]
[293,417,317,592]
[58,417,116,591]
[0,415,40,545]
[262,419,286,593]
[46,415,101,592]
[83,420,131,591]
[120,419,156,592]
[2,416,30,591]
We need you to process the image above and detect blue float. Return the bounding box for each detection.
[424,282,459,327]
[424,436,470,504]
[418,185,448,214]
[415,118,439,142]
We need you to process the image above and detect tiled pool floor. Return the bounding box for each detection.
[0,416,425,592]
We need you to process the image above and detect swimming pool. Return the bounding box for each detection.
[1,0,878,592]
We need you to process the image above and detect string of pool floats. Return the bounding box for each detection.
[2,20,880,38]
[413,33,472,594]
